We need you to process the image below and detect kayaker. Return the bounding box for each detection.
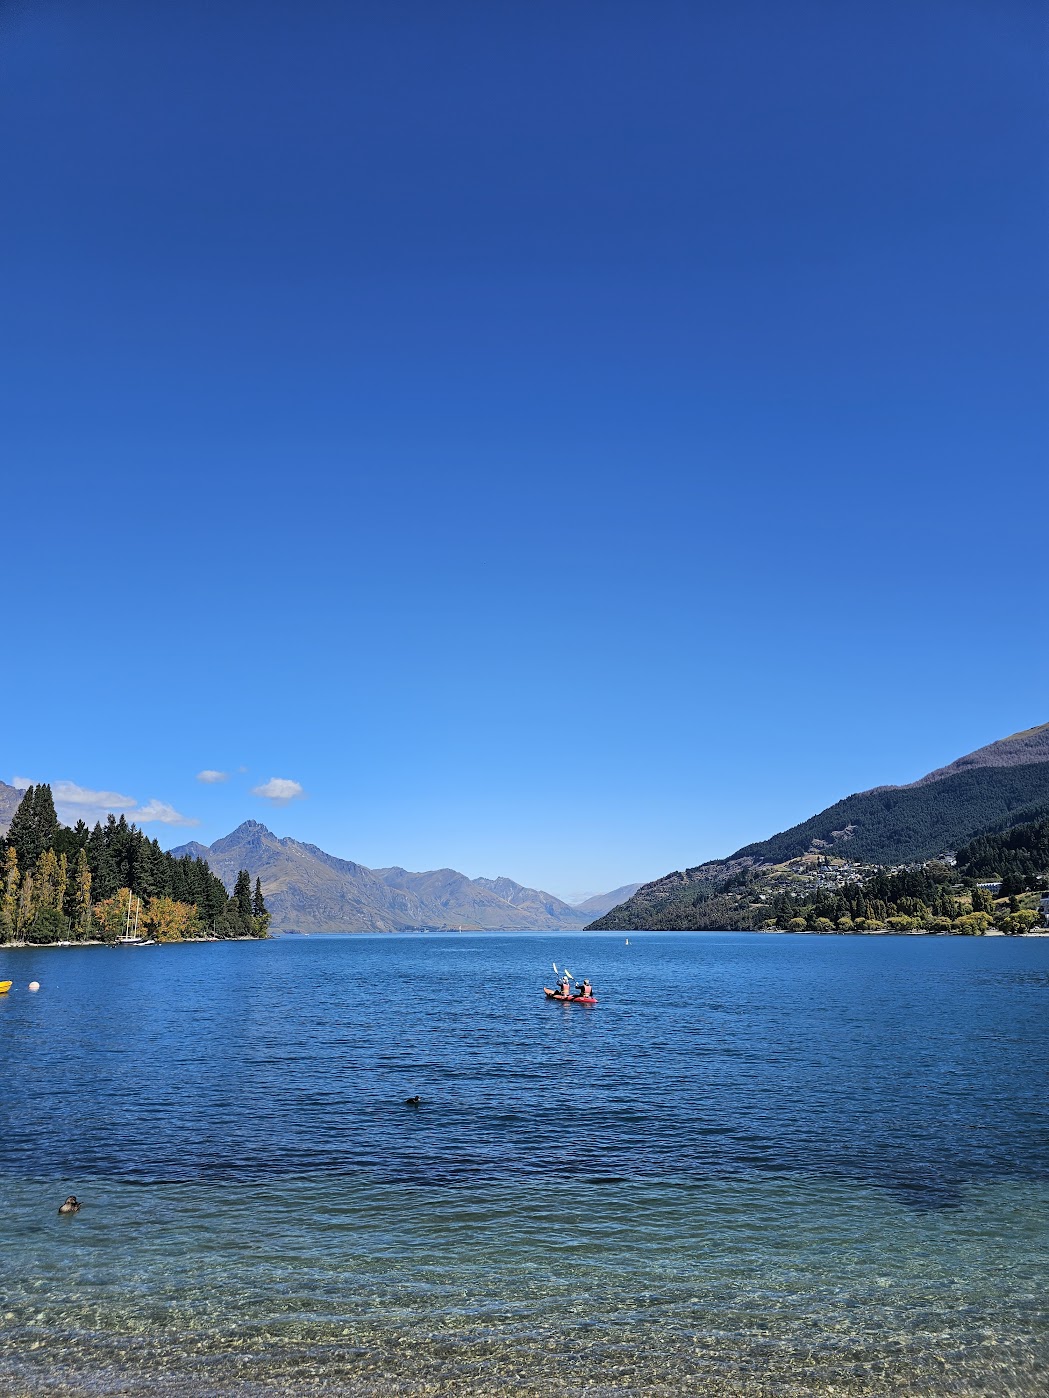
[575,978,593,999]
[557,973,572,997]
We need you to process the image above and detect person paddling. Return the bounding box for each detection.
[575,978,593,1000]
[557,972,572,998]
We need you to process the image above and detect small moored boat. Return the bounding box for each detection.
[0,981,12,994]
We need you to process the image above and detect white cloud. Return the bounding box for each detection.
[135,799,200,827]
[15,778,199,830]
[196,769,229,783]
[11,775,33,790]
[53,780,138,812]
[251,777,306,804]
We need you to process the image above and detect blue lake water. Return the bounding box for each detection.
[1,931,1047,1395]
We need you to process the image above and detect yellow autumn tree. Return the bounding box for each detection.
[0,848,18,943]
[34,849,63,913]
[142,895,199,943]
[69,848,92,940]
[16,869,35,936]
[92,888,135,942]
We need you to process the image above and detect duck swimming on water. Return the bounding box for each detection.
[404,1095,421,1106]
[58,1196,80,1215]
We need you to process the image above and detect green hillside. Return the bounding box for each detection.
[731,762,1049,867]
[589,727,1049,933]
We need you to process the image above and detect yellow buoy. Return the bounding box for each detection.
[0,980,12,994]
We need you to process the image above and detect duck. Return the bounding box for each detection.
[58,1195,81,1215]
[404,1095,421,1106]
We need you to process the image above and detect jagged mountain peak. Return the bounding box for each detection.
[169,825,604,934]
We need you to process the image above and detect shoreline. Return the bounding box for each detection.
[0,934,266,950]
[1,928,1047,953]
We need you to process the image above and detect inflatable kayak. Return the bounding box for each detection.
[543,987,597,1004]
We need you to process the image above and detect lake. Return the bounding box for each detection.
[1,931,1047,1395]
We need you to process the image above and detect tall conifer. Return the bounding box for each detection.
[251,877,270,938]
[70,848,92,939]
[233,869,253,930]
[7,784,59,871]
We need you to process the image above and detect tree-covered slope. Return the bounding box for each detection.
[730,762,1049,867]
[589,723,1049,932]
[955,815,1049,884]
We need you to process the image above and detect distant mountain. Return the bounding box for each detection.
[170,821,595,934]
[590,722,1049,931]
[571,883,643,916]
[0,780,24,835]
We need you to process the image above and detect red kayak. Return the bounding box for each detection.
[543,987,597,1004]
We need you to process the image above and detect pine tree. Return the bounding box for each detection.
[88,820,119,900]
[233,869,253,931]
[7,784,59,871]
[70,848,92,939]
[251,877,271,938]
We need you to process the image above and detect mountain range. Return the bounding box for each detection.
[170,821,605,933]
[0,780,22,834]
[570,883,643,916]
[590,721,1049,930]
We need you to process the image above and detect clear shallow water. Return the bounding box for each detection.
[1,931,1047,1395]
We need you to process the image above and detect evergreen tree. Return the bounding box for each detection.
[251,877,271,938]
[7,784,59,871]
[233,869,253,931]
[87,821,119,900]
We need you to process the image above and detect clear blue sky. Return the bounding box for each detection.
[2,1,1046,899]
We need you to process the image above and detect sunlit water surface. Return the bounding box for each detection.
[1,931,1047,1395]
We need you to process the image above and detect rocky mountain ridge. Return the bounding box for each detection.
[170,821,599,934]
[0,780,23,835]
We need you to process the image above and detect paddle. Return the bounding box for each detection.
[551,962,574,995]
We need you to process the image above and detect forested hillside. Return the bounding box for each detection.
[590,723,1049,933]
[955,816,1049,888]
[730,763,1049,867]
[0,784,269,943]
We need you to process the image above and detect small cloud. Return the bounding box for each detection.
[53,780,137,812]
[135,799,200,827]
[196,770,228,783]
[11,775,33,790]
[251,777,306,804]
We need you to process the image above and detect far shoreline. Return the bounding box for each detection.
[2,928,1048,953]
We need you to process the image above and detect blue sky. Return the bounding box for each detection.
[2,0,1046,899]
